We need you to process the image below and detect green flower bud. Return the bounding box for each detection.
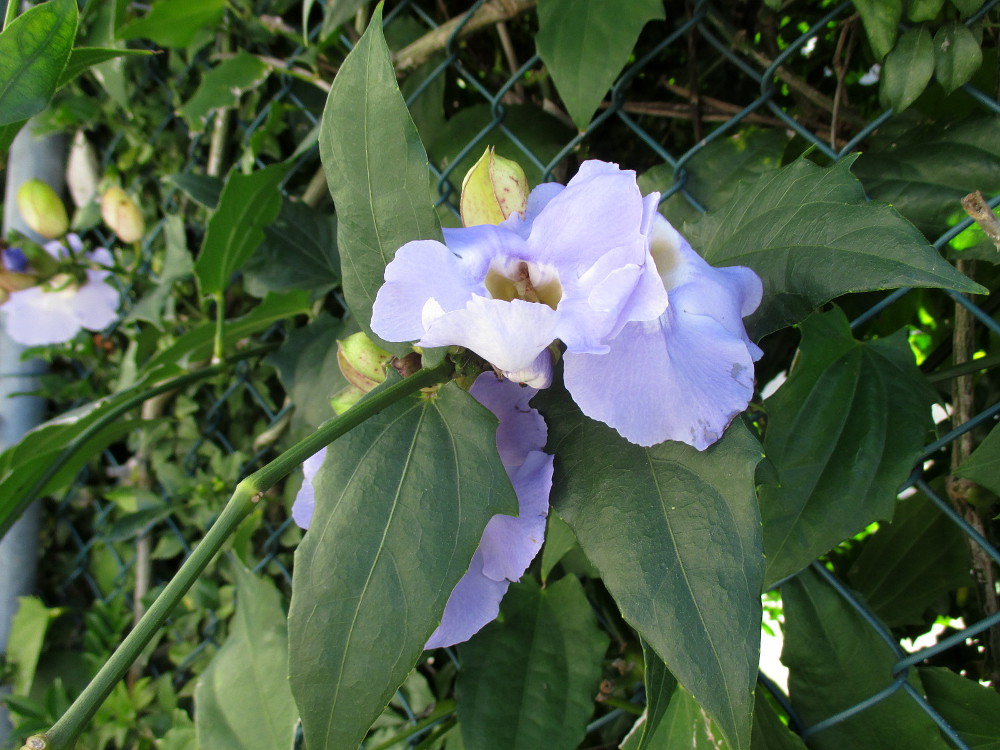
[17,179,69,239]
[337,332,390,392]
[330,384,366,416]
[100,187,145,243]
[460,147,529,227]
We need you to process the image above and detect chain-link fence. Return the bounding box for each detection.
[19,0,1000,746]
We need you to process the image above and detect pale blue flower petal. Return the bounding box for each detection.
[68,272,120,332]
[292,448,326,529]
[4,287,82,346]
[424,550,510,649]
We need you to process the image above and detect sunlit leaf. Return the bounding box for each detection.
[178,51,270,132]
[118,0,224,48]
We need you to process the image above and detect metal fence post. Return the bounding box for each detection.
[0,123,66,744]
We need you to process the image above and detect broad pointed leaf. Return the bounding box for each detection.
[0,0,78,126]
[194,163,291,297]
[634,641,678,750]
[685,157,984,339]
[457,576,608,750]
[847,490,972,627]
[118,0,224,48]
[852,0,901,59]
[194,565,298,749]
[882,27,935,111]
[287,382,517,750]
[319,4,441,354]
[933,23,983,94]
[760,307,936,586]
[782,567,952,750]
[956,421,1000,496]
[920,666,1000,748]
[540,385,764,750]
[535,0,664,129]
[178,51,270,132]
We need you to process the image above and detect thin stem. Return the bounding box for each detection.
[29,359,455,750]
[212,290,225,364]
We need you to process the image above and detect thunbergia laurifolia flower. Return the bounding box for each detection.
[371,157,763,450]
[2,234,120,347]
[371,161,669,388]
[291,373,552,648]
[564,214,763,449]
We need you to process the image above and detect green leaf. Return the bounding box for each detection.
[320,4,441,354]
[634,640,678,750]
[539,385,764,750]
[852,0,901,58]
[881,27,935,112]
[457,576,608,750]
[265,313,353,432]
[852,116,1000,239]
[118,0,224,48]
[195,565,298,750]
[166,172,223,208]
[782,567,952,750]
[178,51,270,133]
[685,157,985,340]
[126,215,195,328]
[950,0,985,17]
[535,0,664,129]
[921,666,1000,748]
[759,307,936,586]
[639,128,789,229]
[908,0,945,22]
[956,421,1000,496]
[539,512,578,584]
[57,47,154,88]
[933,23,983,95]
[751,690,808,750]
[318,0,367,40]
[6,597,61,695]
[140,291,311,377]
[194,163,291,297]
[287,381,517,750]
[637,683,728,749]
[243,200,340,299]
[847,490,972,627]
[0,0,78,126]
[0,118,26,163]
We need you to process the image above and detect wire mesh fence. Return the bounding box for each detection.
[17,0,1000,746]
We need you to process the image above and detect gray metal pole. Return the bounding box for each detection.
[0,123,66,744]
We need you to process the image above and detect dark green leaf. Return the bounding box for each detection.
[243,200,340,299]
[141,291,311,377]
[634,641,678,750]
[194,163,291,297]
[539,512,577,584]
[265,313,353,432]
[540,385,764,750]
[639,128,789,228]
[57,47,154,88]
[921,666,1000,748]
[950,0,985,17]
[881,27,935,112]
[535,0,664,129]
[853,116,1000,239]
[685,158,985,340]
[956,421,1000,496]
[782,567,952,750]
[0,0,77,126]
[0,118,26,162]
[118,0,224,48]
[934,23,983,95]
[457,576,608,750]
[195,565,298,749]
[178,51,270,132]
[760,307,936,586]
[319,4,442,353]
[635,683,727,749]
[908,0,945,22]
[287,382,517,750]
[852,0,901,58]
[751,690,808,750]
[166,173,223,209]
[847,491,972,627]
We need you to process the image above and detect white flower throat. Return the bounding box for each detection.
[484,259,563,310]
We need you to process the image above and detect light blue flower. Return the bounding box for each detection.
[371,161,668,387]
[292,373,552,648]
[2,234,120,347]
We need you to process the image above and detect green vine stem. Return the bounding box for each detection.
[25,358,454,750]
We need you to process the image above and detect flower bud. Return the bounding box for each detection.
[330,384,366,416]
[460,147,529,227]
[100,187,145,243]
[17,179,69,239]
[337,332,390,392]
